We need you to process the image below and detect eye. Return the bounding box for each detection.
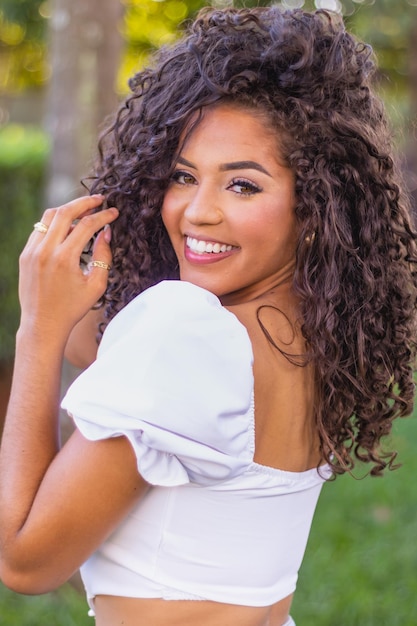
[171,170,196,186]
[228,178,262,196]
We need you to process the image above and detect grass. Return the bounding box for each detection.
[0,583,90,625]
[292,414,417,625]
[1,414,416,625]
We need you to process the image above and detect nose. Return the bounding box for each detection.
[183,183,223,226]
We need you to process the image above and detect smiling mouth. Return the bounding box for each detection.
[186,236,237,254]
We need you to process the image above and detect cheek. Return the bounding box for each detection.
[243,204,296,247]
[161,195,175,234]
[161,196,185,262]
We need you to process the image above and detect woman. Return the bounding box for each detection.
[0,7,416,626]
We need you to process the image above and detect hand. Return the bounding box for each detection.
[18,195,119,342]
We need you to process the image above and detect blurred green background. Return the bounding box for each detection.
[0,0,416,623]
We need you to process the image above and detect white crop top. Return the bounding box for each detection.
[61,280,331,609]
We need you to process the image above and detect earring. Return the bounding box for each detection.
[305,232,316,245]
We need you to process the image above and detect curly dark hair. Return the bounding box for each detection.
[86,6,417,477]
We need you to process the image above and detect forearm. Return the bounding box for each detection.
[0,326,66,547]
[0,328,147,593]
[0,196,121,591]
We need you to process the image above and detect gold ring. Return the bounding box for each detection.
[33,221,49,234]
[88,260,112,271]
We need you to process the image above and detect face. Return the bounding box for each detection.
[161,104,298,305]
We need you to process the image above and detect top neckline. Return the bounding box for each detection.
[244,389,330,479]
[161,282,332,480]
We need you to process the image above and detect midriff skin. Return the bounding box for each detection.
[94,593,294,626]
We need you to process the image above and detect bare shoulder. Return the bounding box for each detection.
[226,292,321,472]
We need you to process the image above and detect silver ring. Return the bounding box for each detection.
[33,221,49,234]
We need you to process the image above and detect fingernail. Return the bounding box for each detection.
[104,224,112,243]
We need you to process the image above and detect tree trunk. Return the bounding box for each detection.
[45,0,124,206]
[44,0,124,435]
[44,0,124,442]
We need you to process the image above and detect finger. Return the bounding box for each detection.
[89,226,113,268]
[62,207,118,262]
[40,195,106,243]
[26,195,105,251]
[26,208,57,248]
[85,228,113,292]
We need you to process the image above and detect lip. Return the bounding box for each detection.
[183,235,238,264]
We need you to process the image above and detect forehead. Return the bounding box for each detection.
[180,104,287,165]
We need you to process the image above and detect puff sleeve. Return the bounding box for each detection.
[61,280,255,487]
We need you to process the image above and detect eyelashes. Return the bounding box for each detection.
[171,170,196,186]
[227,178,262,196]
[170,170,262,196]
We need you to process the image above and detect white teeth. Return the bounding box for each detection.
[186,237,234,254]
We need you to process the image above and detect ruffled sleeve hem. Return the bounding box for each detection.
[62,281,255,487]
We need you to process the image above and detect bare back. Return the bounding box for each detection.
[228,287,321,473]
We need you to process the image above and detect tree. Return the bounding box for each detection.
[42,0,125,445]
[44,0,124,206]
[0,0,47,93]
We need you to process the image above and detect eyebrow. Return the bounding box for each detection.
[220,161,272,177]
[176,156,272,178]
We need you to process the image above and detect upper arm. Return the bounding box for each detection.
[64,308,103,369]
[0,430,149,594]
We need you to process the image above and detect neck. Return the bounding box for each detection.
[219,261,296,307]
